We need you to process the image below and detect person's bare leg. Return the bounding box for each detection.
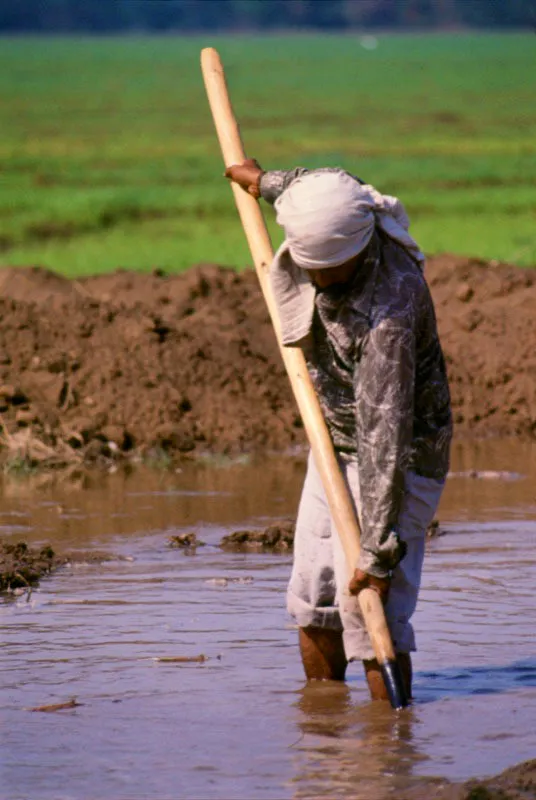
[299,626,347,681]
[363,652,412,701]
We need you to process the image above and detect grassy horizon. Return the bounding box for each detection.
[1,33,535,277]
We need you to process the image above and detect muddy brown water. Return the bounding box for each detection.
[1,441,536,800]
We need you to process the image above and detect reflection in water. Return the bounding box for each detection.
[1,440,536,799]
[0,456,307,550]
[295,681,354,739]
[290,684,426,799]
[442,439,536,521]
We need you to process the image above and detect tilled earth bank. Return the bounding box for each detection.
[0,256,534,466]
[408,758,536,800]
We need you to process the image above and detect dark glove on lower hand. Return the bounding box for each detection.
[224,158,264,198]
[348,568,390,604]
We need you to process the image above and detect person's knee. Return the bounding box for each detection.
[299,626,347,682]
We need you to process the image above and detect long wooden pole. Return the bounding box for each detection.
[201,47,408,709]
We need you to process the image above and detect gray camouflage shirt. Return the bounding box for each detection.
[260,168,452,577]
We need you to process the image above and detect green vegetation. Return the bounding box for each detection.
[1,34,535,276]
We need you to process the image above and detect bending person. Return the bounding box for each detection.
[226,161,453,701]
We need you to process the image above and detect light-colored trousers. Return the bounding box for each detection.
[287,452,445,662]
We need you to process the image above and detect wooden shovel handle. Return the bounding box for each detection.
[201,47,401,678]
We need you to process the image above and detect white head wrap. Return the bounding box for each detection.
[270,171,425,345]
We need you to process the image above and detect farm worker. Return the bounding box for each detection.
[225,161,453,700]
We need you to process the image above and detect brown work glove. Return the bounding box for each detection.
[348,568,390,604]
[224,158,264,198]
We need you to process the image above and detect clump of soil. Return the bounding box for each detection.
[220,520,295,552]
[0,256,534,467]
[0,540,66,592]
[220,517,443,552]
[0,541,124,594]
[168,533,205,549]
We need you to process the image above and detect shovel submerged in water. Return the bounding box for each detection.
[201,47,408,710]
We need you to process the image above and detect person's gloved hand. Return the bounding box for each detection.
[348,568,390,604]
[224,158,264,198]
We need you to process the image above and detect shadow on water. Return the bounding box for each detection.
[416,658,536,702]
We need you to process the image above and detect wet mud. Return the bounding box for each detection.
[0,256,535,469]
[1,521,294,590]
[168,531,206,549]
[0,539,64,592]
[0,539,120,594]
[220,519,295,552]
[447,759,536,800]
[0,513,440,593]
[220,517,448,550]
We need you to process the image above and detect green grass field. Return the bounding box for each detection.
[1,33,535,277]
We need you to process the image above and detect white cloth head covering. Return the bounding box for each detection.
[270,171,425,345]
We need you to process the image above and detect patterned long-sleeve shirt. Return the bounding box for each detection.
[260,168,452,577]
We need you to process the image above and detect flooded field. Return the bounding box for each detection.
[1,440,536,800]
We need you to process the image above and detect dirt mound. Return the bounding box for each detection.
[0,256,534,466]
[0,540,65,592]
[427,255,536,439]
